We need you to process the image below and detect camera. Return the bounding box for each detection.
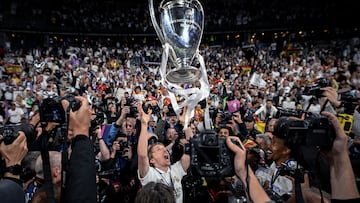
[0,125,20,145]
[62,94,81,112]
[142,103,161,115]
[274,114,336,151]
[278,163,304,182]
[220,112,233,123]
[302,77,332,98]
[124,97,138,118]
[116,141,129,156]
[39,94,81,123]
[127,106,138,118]
[274,107,304,119]
[91,111,105,128]
[0,124,35,147]
[190,130,235,177]
[39,96,66,123]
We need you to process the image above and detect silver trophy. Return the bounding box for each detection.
[149,0,204,84]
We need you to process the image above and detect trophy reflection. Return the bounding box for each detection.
[149,0,204,84]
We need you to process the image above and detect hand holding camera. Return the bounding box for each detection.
[321,111,348,159]
[226,136,246,178]
[137,102,152,126]
[0,132,28,167]
[121,106,131,118]
[69,96,91,137]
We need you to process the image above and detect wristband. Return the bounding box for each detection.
[3,164,23,176]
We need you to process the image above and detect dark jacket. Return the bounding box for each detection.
[65,135,97,203]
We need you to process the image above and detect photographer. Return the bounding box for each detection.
[226,136,272,203]
[32,95,97,203]
[105,105,131,148]
[101,133,138,203]
[266,117,300,201]
[270,112,360,202]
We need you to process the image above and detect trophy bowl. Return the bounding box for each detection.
[149,0,204,84]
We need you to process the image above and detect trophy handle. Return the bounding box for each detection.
[149,0,165,44]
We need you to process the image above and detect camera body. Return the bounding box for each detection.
[190,130,235,177]
[116,141,129,156]
[276,114,336,151]
[91,111,105,128]
[0,125,20,145]
[39,94,81,123]
[39,96,66,123]
[302,77,332,97]
[142,103,161,115]
[275,107,303,119]
[220,112,233,123]
[62,94,81,112]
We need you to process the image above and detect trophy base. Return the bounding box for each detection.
[166,68,201,84]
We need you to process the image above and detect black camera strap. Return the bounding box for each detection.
[40,130,56,203]
[60,107,71,203]
[294,164,305,203]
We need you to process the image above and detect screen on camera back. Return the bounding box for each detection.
[42,106,64,123]
[198,147,220,164]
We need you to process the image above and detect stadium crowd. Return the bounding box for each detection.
[0,33,359,202]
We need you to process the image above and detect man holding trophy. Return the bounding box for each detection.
[137,1,209,203]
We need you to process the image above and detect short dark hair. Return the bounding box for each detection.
[135,182,175,203]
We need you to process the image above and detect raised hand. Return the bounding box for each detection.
[137,102,152,125]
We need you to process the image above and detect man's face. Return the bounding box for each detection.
[168,115,177,124]
[165,128,178,141]
[268,136,289,162]
[122,119,135,135]
[256,137,269,151]
[150,144,171,168]
[218,128,230,137]
[267,120,276,132]
[266,100,273,108]
[245,121,254,130]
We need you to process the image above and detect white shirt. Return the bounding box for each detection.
[138,161,186,203]
[8,107,24,124]
[267,161,297,196]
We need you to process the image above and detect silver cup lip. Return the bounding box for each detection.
[160,0,203,11]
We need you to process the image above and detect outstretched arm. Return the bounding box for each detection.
[137,102,152,178]
[226,136,271,203]
[322,111,360,200]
